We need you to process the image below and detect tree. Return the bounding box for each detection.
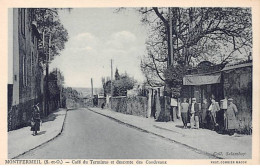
[164,65,187,98]
[34,8,69,65]
[113,73,136,96]
[48,69,64,103]
[138,7,252,87]
[115,68,120,80]
[103,71,136,97]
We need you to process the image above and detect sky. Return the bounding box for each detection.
[49,8,148,88]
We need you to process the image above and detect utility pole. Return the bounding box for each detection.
[110,59,113,108]
[91,78,94,107]
[168,7,174,66]
[91,78,93,98]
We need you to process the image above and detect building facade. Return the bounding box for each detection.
[8,8,43,131]
[182,60,252,133]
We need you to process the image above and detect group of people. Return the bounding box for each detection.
[180,96,239,135]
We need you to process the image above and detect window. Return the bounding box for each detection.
[22,55,27,86]
[20,8,25,36]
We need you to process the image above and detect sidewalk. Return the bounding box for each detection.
[89,107,252,159]
[8,108,67,159]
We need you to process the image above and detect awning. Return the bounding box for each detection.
[183,73,221,85]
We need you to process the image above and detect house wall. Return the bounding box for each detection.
[222,66,252,133]
[18,8,38,104]
[12,8,19,106]
[8,8,42,131]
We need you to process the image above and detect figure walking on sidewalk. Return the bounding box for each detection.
[31,104,41,136]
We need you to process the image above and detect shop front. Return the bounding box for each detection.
[182,72,224,104]
[181,60,252,133]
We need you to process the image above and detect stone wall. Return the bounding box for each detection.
[8,97,44,131]
[111,96,127,114]
[126,96,148,117]
[111,96,148,117]
[223,66,252,134]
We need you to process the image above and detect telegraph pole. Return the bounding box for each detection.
[91,78,93,98]
[110,59,113,108]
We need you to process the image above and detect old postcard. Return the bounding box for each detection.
[0,0,259,165]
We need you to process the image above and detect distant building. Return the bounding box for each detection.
[8,8,42,131]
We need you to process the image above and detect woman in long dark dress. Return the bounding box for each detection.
[31,104,41,136]
[201,99,208,128]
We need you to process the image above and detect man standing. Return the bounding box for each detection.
[189,98,200,129]
[225,98,239,135]
[208,98,220,130]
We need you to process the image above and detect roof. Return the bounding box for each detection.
[221,62,252,71]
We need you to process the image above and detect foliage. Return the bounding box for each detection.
[164,65,188,98]
[103,70,136,96]
[113,73,136,96]
[48,69,64,100]
[34,8,69,65]
[137,7,252,85]
[63,87,80,101]
[103,80,112,96]
[115,68,120,80]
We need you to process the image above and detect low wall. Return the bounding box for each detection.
[8,98,44,131]
[111,96,148,117]
[111,96,127,114]
[127,96,148,117]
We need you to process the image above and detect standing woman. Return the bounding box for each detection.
[31,104,41,136]
[201,99,208,128]
[180,98,189,129]
[225,98,239,135]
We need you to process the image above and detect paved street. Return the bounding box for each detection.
[18,108,213,159]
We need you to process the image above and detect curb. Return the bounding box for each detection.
[11,109,68,159]
[87,108,223,159]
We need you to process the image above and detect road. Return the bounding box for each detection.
[18,108,212,159]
